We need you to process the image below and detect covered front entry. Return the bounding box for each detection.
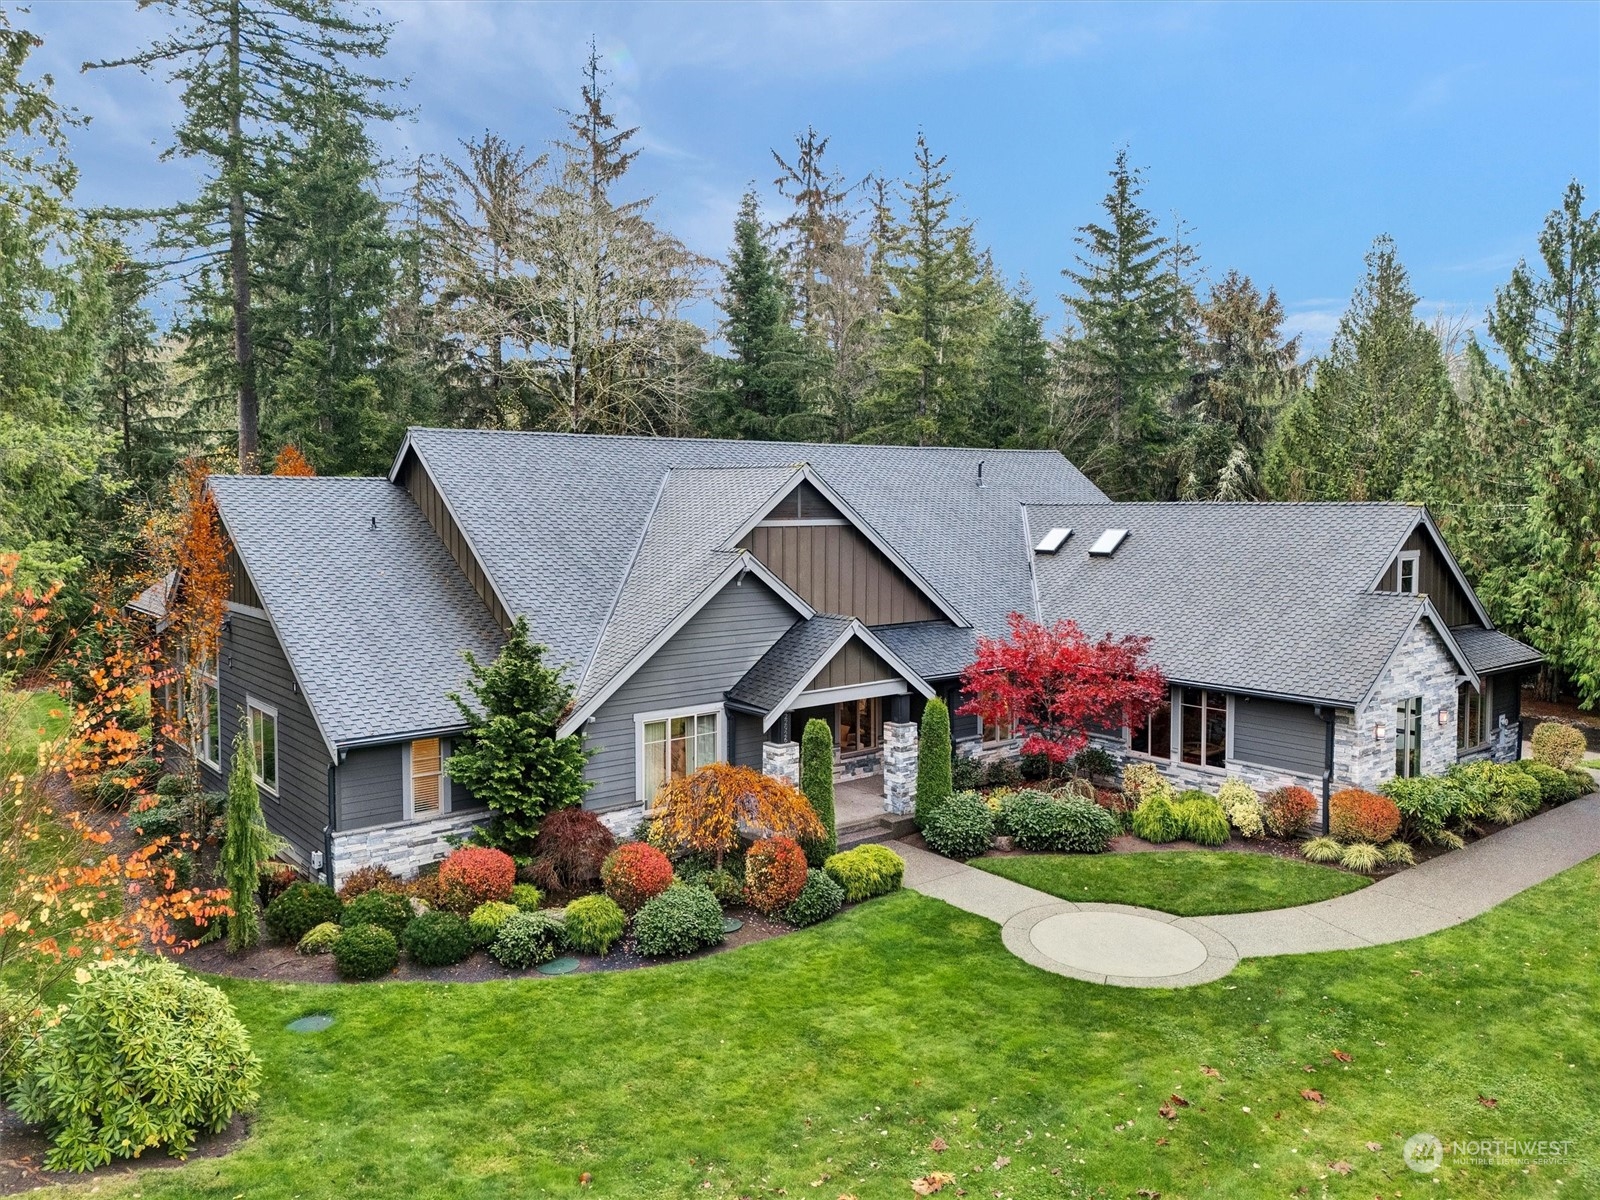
[726,613,931,812]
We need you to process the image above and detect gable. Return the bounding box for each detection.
[396,446,511,632]
[737,519,940,626]
[810,637,899,690]
[1376,524,1480,628]
[761,480,845,523]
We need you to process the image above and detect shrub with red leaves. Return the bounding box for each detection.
[1329,787,1401,843]
[259,861,302,907]
[337,864,404,902]
[531,808,616,895]
[1263,786,1318,839]
[438,846,516,908]
[1093,787,1135,817]
[743,836,808,914]
[600,842,674,913]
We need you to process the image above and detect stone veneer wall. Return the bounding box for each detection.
[1346,620,1461,790]
[330,809,484,889]
[882,720,918,814]
[1086,735,1326,810]
[762,740,800,786]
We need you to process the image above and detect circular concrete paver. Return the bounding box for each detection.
[1029,910,1207,978]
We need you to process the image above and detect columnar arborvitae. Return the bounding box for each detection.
[799,718,836,866]
[915,698,953,832]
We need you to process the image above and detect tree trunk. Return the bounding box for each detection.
[227,0,259,472]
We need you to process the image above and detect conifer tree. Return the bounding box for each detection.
[221,724,280,954]
[915,698,953,832]
[92,246,177,489]
[799,717,836,866]
[865,133,989,446]
[975,284,1051,447]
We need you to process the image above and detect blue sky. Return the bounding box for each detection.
[23,0,1600,353]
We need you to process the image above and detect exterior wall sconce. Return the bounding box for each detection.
[1373,722,1388,740]
[1438,708,1450,726]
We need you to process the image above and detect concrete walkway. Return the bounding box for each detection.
[894,792,1600,988]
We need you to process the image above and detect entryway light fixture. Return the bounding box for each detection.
[1373,722,1388,740]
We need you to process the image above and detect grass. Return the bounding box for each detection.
[1,687,69,779]
[971,849,1371,915]
[33,857,1600,1199]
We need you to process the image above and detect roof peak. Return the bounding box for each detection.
[405,426,1068,457]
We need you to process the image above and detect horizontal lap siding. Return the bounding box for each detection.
[730,712,765,770]
[1231,696,1328,776]
[337,739,487,831]
[215,613,332,864]
[584,577,800,812]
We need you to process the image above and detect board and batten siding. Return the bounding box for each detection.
[211,612,332,866]
[811,639,899,690]
[1378,527,1476,628]
[583,575,801,812]
[1231,696,1328,776]
[738,522,938,626]
[399,450,511,631]
[336,740,485,831]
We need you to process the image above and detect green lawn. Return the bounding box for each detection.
[1,687,69,778]
[41,857,1600,1199]
[971,849,1371,915]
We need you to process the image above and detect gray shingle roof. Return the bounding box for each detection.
[1025,502,1461,706]
[575,466,805,711]
[871,621,980,682]
[1449,625,1543,676]
[726,614,855,714]
[209,476,505,749]
[400,429,1107,683]
[127,571,175,620]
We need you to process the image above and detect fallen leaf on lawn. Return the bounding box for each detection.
[1300,1089,1324,1104]
[991,1156,1010,1170]
[910,1172,956,1196]
[1478,1094,1499,1109]
[1200,1065,1222,1078]
[1273,1111,1283,1121]
[578,1173,592,1186]
[1365,1141,1382,1152]
[1330,1050,1352,1063]
[1136,1190,1162,1199]
[1158,1105,1177,1120]
[1327,1160,1352,1176]
[929,1137,948,1153]
[1155,1137,1169,1146]
[838,1195,859,1200]
[1302,1065,1317,1073]
[1168,1094,1190,1107]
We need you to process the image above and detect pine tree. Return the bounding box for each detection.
[92,246,177,490]
[1061,150,1192,498]
[974,283,1051,447]
[1264,236,1450,501]
[88,0,400,471]
[799,717,836,866]
[700,191,810,440]
[865,133,989,446]
[222,723,280,954]
[915,697,953,832]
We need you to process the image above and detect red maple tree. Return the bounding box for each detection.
[958,613,1168,764]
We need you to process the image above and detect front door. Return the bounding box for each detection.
[836,696,882,757]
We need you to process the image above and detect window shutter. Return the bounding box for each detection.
[412,738,443,815]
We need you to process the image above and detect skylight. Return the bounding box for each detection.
[1088,529,1129,557]
[1034,527,1072,554]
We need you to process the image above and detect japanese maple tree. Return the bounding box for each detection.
[958,613,1167,765]
[651,763,824,869]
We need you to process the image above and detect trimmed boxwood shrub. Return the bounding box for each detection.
[744,836,809,913]
[1003,790,1119,853]
[402,911,473,967]
[6,959,262,1172]
[509,882,543,912]
[783,868,845,927]
[823,844,904,902]
[1174,796,1230,846]
[632,883,725,958]
[438,846,516,908]
[1130,791,1182,843]
[468,900,518,948]
[1263,785,1318,839]
[296,921,342,956]
[1531,721,1588,770]
[1519,760,1584,806]
[265,882,342,945]
[923,789,995,860]
[333,923,399,980]
[489,911,567,969]
[1329,788,1401,843]
[340,889,412,939]
[563,893,626,955]
[601,842,674,913]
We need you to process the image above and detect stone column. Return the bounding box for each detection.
[882,720,919,815]
[762,740,800,787]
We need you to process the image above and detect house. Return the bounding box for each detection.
[132,430,1541,885]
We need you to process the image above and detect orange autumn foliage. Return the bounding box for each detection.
[650,762,824,868]
[271,445,315,476]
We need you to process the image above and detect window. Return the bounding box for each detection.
[980,704,1017,745]
[248,699,278,794]
[1130,697,1172,759]
[641,710,719,806]
[1456,683,1484,751]
[200,673,220,769]
[407,737,447,818]
[1180,688,1228,768]
[839,697,883,753]
[1397,551,1420,595]
[1395,696,1423,777]
[1088,529,1129,557]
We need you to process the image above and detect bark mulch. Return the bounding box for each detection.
[0,1108,249,1197]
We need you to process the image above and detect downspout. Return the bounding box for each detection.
[1316,705,1336,834]
[323,762,337,887]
